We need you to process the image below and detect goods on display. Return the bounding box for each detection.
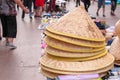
[39,6,115,79]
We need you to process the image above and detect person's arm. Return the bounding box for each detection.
[14,0,29,13]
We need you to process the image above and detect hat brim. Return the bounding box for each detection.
[45,31,105,48]
[45,37,105,52]
[40,63,113,75]
[46,51,107,61]
[40,53,114,72]
[46,46,107,58]
[40,68,107,79]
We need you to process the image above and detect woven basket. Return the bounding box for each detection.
[40,53,114,72]
[45,36,105,52]
[109,37,120,60]
[45,30,105,48]
[46,6,105,41]
[46,46,107,58]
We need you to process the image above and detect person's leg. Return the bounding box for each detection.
[111,0,114,15]
[102,0,106,17]
[96,1,101,16]
[39,6,43,17]
[112,0,117,15]
[78,0,80,6]
[7,16,17,49]
[103,7,105,17]
[76,0,79,7]
[0,27,2,40]
[0,15,8,40]
[22,0,27,19]
[27,0,33,19]
[87,0,91,11]
[1,15,17,49]
[85,0,91,12]
[84,2,87,12]
[33,0,37,17]
[22,10,25,19]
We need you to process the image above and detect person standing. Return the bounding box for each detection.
[96,0,106,17]
[111,0,117,16]
[83,0,91,12]
[0,0,29,49]
[35,0,44,17]
[21,0,33,19]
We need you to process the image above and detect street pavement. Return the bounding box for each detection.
[0,1,120,80]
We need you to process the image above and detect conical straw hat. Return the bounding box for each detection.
[46,52,107,61]
[46,46,107,58]
[45,36,105,52]
[40,53,114,72]
[114,60,120,66]
[46,6,105,41]
[45,30,105,48]
[115,20,120,38]
[109,37,120,60]
[41,68,107,79]
[40,63,113,74]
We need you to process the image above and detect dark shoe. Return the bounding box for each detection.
[30,16,32,19]
[34,15,41,18]
[103,14,106,17]
[22,17,24,20]
[34,15,38,18]
[111,12,115,16]
[0,37,2,40]
[96,12,99,16]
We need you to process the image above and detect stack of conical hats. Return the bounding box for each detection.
[109,20,120,66]
[40,6,115,79]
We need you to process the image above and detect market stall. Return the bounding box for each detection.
[39,6,117,80]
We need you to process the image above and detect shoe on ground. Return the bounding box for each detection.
[30,16,32,19]
[96,12,99,16]
[7,43,17,50]
[111,12,115,16]
[0,37,2,40]
[103,14,106,17]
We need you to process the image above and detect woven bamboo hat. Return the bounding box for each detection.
[114,60,120,66]
[40,53,114,72]
[45,30,105,48]
[41,68,108,79]
[40,62,113,75]
[46,46,107,58]
[109,37,120,60]
[109,36,120,66]
[46,52,107,61]
[115,20,120,38]
[45,36,105,52]
[46,6,105,41]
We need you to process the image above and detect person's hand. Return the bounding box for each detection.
[23,8,29,14]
